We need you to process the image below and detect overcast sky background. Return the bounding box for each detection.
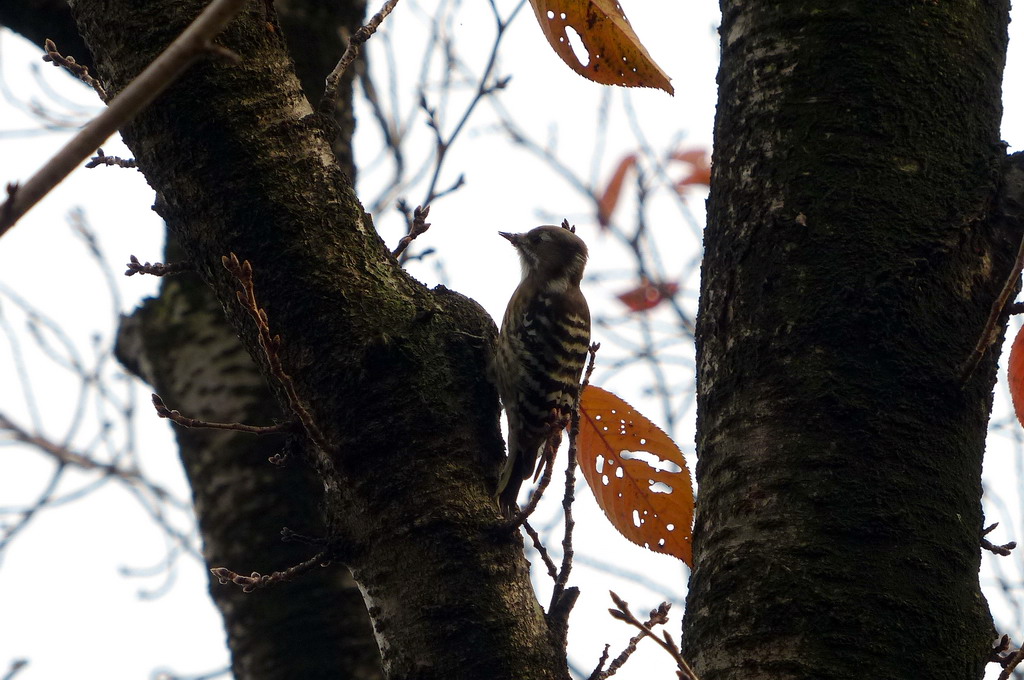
[2,2,1024,678]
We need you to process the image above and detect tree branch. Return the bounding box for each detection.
[0,0,247,239]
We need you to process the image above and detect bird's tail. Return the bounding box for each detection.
[496,433,540,516]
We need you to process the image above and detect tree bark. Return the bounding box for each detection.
[4,1,383,678]
[117,251,384,680]
[67,1,566,678]
[686,3,1012,679]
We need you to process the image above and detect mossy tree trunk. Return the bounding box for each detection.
[4,0,568,678]
[685,3,1013,678]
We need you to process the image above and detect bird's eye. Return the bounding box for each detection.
[529,233,541,244]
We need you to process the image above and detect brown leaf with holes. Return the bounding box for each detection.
[577,385,693,564]
[528,0,673,94]
[597,154,637,227]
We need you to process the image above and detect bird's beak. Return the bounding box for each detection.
[498,231,519,246]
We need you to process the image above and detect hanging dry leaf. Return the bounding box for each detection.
[670,148,711,190]
[1008,325,1024,428]
[577,385,693,564]
[597,154,637,227]
[528,0,673,94]
[617,280,679,312]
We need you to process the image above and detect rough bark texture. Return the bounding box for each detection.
[66,1,566,678]
[116,240,383,680]
[3,1,381,678]
[685,2,1012,679]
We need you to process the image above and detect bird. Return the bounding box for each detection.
[494,223,591,515]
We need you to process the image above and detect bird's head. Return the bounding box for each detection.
[499,225,588,292]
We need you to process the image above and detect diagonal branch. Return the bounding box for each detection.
[0,0,248,239]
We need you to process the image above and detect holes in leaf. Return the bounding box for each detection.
[649,481,672,494]
[564,25,589,67]
[620,450,682,474]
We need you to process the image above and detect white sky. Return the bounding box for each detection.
[1,1,1024,678]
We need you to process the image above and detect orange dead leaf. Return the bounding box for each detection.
[577,385,693,564]
[1009,325,1024,428]
[670,148,711,190]
[670,149,705,165]
[616,280,679,312]
[528,0,673,94]
[597,154,637,227]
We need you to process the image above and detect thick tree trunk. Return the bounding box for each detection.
[3,1,382,678]
[67,1,566,678]
[116,241,383,680]
[685,3,1012,679]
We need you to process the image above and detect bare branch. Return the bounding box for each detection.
[151,393,294,436]
[319,0,400,119]
[999,648,1024,680]
[601,592,699,680]
[522,519,558,581]
[125,254,194,277]
[1,659,28,680]
[86,148,138,169]
[392,203,430,258]
[982,522,1018,557]
[222,253,332,453]
[0,0,248,239]
[211,550,331,593]
[42,39,107,100]
[0,410,173,498]
[961,231,1024,383]
[548,343,599,625]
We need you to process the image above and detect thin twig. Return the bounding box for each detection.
[1,659,27,680]
[999,647,1024,680]
[417,1,521,208]
[222,253,332,453]
[151,393,294,435]
[0,410,176,500]
[587,645,610,680]
[523,519,558,581]
[962,231,1024,383]
[982,522,1018,556]
[392,203,430,258]
[86,148,139,169]
[42,39,107,100]
[597,621,647,678]
[125,254,194,277]
[0,0,247,239]
[989,635,1024,680]
[319,0,400,119]
[604,591,699,680]
[549,342,600,613]
[210,550,330,593]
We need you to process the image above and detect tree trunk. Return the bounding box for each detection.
[685,3,1012,678]
[3,0,382,677]
[67,0,567,678]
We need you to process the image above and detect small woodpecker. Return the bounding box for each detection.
[494,223,591,515]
